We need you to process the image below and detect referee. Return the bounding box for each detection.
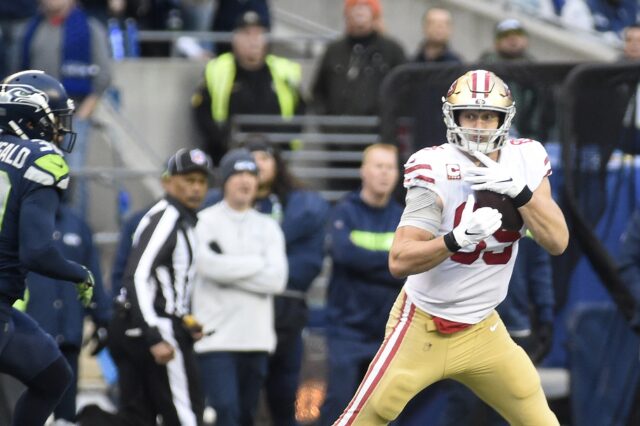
[107,148,211,426]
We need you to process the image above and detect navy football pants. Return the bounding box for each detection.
[0,307,72,426]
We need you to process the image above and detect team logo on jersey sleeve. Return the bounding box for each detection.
[446,164,461,180]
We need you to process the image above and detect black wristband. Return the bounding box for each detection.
[444,231,461,252]
[512,185,533,208]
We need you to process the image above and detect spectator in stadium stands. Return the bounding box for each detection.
[192,11,304,164]
[413,7,463,64]
[477,19,543,141]
[86,148,211,426]
[0,0,37,77]
[621,23,640,61]
[334,69,568,425]
[478,18,534,63]
[22,202,111,424]
[252,139,328,425]
[153,140,322,425]
[193,148,287,426]
[440,232,555,426]
[311,0,405,116]
[19,0,113,219]
[248,138,330,425]
[587,0,637,38]
[320,143,404,425]
[202,137,329,425]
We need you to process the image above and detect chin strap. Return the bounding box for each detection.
[9,121,28,140]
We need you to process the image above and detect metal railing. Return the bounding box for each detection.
[135,30,334,59]
[137,30,335,46]
[229,114,380,201]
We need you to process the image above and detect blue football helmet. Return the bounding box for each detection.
[0,70,77,152]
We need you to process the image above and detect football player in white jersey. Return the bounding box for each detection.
[333,69,568,425]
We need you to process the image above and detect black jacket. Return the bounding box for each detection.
[312,32,405,116]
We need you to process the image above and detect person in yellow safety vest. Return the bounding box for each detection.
[192,10,305,165]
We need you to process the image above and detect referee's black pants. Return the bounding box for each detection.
[108,312,204,426]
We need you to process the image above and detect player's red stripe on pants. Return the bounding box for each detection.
[334,292,403,426]
[335,294,416,425]
[345,299,416,424]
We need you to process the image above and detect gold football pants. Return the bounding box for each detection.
[334,290,559,426]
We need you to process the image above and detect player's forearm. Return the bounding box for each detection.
[520,194,568,256]
[21,245,87,283]
[388,237,451,278]
[76,95,99,119]
[19,188,88,282]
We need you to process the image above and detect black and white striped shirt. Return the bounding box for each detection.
[123,195,198,346]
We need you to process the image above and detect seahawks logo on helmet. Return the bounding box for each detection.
[0,84,51,114]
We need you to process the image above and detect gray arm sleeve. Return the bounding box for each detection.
[398,187,442,235]
[89,19,113,96]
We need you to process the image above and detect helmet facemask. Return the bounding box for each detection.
[51,99,77,153]
[442,70,516,154]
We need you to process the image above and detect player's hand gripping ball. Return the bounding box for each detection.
[474,190,523,232]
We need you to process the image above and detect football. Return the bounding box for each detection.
[474,190,524,232]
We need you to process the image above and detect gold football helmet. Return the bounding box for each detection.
[442,69,516,154]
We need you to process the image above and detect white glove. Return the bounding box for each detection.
[447,195,502,250]
[464,151,526,199]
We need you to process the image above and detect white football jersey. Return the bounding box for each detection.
[402,140,552,324]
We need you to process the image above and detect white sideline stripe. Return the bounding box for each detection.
[336,297,413,425]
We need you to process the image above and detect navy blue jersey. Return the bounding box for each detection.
[0,133,85,305]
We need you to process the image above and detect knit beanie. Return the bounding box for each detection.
[344,0,382,18]
[244,134,275,156]
[219,148,258,185]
